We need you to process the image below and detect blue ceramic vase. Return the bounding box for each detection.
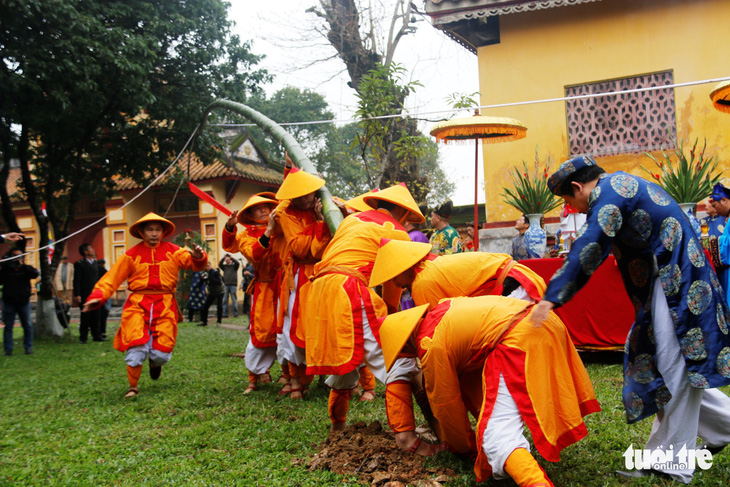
[524,213,547,259]
[679,203,702,238]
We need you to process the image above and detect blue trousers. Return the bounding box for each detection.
[3,300,33,354]
[222,285,238,317]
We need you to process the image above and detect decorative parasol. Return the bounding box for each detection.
[710,81,730,114]
[430,110,527,247]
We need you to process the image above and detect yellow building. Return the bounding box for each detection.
[426,0,730,222]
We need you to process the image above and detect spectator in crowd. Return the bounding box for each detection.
[241,262,255,315]
[54,255,74,304]
[1,249,39,355]
[510,214,530,261]
[219,254,240,318]
[429,199,463,255]
[198,261,224,327]
[0,232,24,244]
[187,271,207,322]
[74,243,103,343]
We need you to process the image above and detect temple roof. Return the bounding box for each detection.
[426,0,603,24]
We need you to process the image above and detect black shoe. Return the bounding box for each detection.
[80,340,87,344]
[24,349,32,355]
[149,360,162,380]
[4,350,11,356]
[197,323,208,327]
[93,338,108,342]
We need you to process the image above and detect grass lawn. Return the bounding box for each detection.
[2,321,730,486]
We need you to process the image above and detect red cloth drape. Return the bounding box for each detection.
[521,256,634,350]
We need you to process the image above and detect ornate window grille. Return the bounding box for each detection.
[566,71,676,156]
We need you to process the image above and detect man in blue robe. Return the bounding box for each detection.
[708,184,730,307]
[531,156,730,483]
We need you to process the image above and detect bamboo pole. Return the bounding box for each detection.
[201,99,343,234]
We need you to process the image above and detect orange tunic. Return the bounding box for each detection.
[276,199,331,347]
[222,224,281,348]
[86,241,207,353]
[411,252,546,307]
[302,210,411,376]
[414,296,600,482]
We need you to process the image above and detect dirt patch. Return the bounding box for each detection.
[295,421,455,486]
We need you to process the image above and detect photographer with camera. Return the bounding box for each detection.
[1,249,39,355]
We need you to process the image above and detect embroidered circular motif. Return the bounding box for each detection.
[659,264,682,296]
[630,295,643,313]
[647,184,672,206]
[660,217,682,251]
[670,308,680,328]
[655,386,672,408]
[621,209,652,248]
[576,222,588,240]
[580,242,603,275]
[588,186,602,208]
[720,224,726,233]
[647,322,655,345]
[710,270,723,296]
[628,259,650,288]
[687,280,712,315]
[680,327,708,361]
[611,174,639,198]
[718,303,728,335]
[551,260,569,282]
[632,354,655,384]
[558,281,578,303]
[598,204,622,237]
[626,324,640,353]
[716,347,730,378]
[686,238,705,268]
[626,392,644,421]
[688,372,709,388]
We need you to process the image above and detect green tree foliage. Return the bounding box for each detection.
[0,0,268,313]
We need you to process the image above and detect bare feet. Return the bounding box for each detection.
[243,383,256,395]
[359,389,376,402]
[124,388,139,398]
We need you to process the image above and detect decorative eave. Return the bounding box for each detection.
[424,0,604,53]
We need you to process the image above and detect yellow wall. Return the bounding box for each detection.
[477,0,730,221]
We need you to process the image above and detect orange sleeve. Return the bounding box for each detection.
[222,227,240,254]
[279,209,331,260]
[85,253,136,305]
[421,335,477,454]
[171,247,207,272]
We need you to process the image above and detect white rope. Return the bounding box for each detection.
[2,125,200,263]
[209,75,730,127]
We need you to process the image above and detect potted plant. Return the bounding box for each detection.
[501,150,562,258]
[641,136,721,235]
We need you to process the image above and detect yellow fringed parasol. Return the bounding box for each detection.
[430,110,527,246]
[710,81,730,114]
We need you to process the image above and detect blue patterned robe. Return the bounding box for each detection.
[511,233,529,261]
[543,172,730,424]
[702,214,725,239]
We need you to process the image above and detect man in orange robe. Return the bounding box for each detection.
[222,194,281,394]
[369,239,546,306]
[275,167,332,398]
[380,296,600,486]
[83,213,206,398]
[301,183,433,454]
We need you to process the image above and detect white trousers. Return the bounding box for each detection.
[326,300,419,390]
[481,374,530,479]
[245,339,277,375]
[276,269,306,366]
[125,336,172,367]
[646,278,730,483]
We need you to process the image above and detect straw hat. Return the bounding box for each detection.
[369,238,431,288]
[362,183,425,224]
[237,195,278,225]
[345,189,378,213]
[275,167,325,201]
[380,304,429,372]
[256,191,278,200]
[129,212,175,239]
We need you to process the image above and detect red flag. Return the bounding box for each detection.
[188,182,232,216]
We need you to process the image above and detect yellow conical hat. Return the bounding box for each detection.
[362,183,425,223]
[237,195,278,225]
[129,212,175,239]
[369,238,431,288]
[345,189,378,213]
[380,304,430,372]
[275,167,326,200]
[256,191,278,200]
